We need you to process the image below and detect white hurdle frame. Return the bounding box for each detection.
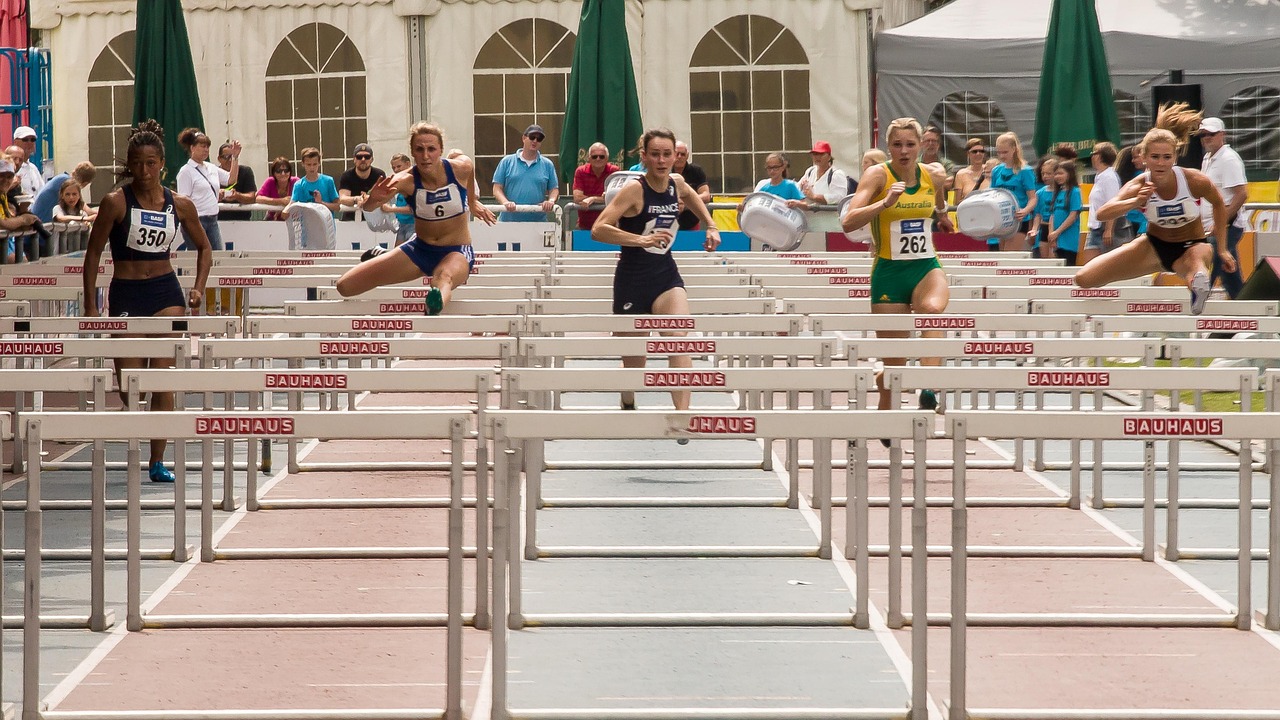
[487,409,929,720]
[23,410,469,720]
[947,411,1280,720]
[122,367,495,629]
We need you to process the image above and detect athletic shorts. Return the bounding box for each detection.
[1149,236,1209,273]
[399,238,475,276]
[107,273,185,317]
[870,257,943,305]
[612,257,685,314]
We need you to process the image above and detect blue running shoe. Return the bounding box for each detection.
[149,461,175,483]
[425,287,444,316]
[1188,271,1210,316]
[918,389,939,412]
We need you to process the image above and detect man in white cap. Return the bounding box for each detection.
[1198,117,1247,298]
[12,126,45,195]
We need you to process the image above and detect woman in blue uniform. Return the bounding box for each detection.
[591,128,721,415]
[337,122,496,315]
[83,120,213,483]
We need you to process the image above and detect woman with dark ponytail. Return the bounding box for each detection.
[82,120,213,483]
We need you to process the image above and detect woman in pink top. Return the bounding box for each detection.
[256,156,299,220]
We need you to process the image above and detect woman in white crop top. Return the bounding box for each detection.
[1074,103,1234,315]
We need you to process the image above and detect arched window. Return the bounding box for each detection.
[690,15,810,194]
[927,91,1008,166]
[86,31,135,202]
[473,19,576,195]
[266,23,367,178]
[1113,90,1150,149]
[1219,85,1280,179]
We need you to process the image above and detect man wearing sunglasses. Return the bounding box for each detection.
[338,143,386,221]
[572,142,618,229]
[492,124,559,222]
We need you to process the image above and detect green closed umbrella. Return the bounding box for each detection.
[1033,0,1120,158]
[132,0,204,187]
[558,0,644,183]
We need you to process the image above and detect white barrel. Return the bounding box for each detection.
[835,193,873,244]
[603,171,645,206]
[285,202,337,250]
[956,188,1020,239]
[737,192,808,251]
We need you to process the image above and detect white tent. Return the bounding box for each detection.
[876,0,1280,173]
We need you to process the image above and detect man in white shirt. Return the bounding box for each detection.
[11,126,45,195]
[798,140,851,206]
[1198,117,1247,298]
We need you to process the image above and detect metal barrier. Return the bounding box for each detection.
[22,410,470,720]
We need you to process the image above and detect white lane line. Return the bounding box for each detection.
[998,652,1197,658]
[41,438,322,710]
[720,639,880,645]
[766,442,944,720]
[981,437,1280,654]
[471,646,494,720]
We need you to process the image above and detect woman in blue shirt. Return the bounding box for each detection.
[1030,156,1057,258]
[1115,145,1149,237]
[752,153,807,205]
[1047,161,1082,265]
[989,131,1037,252]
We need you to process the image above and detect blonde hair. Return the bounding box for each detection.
[862,148,888,169]
[409,122,445,147]
[885,117,924,144]
[1140,102,1203,157]
[996,132,1026,171]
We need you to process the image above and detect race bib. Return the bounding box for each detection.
[641,215,677,255]
[126,207,177,254]
[889,218,934,260]
[414,185,465,221]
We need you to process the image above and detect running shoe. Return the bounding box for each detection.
[425,287,444,316]
[1188,271,1210,316]
[149,461,175,483]
[918,389,939,412]
[360,245,387,263]
[677,438,690,445]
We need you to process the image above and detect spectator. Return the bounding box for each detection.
[176,128,239,250]
[1053,142,1080,166]
[217,142,257,221]
[798,140,851,206]
[11,126,44,195]
[380,152,415,245]
[1030,156,1057,258]
[53,181,96,223]
[1080,141,1129,265]
[492,124,559,222]
[290,147,341,215]
[953,138,990,206]
[673,142,711,230]
[572,142,619,230]
[750,153,806,206]
[990,131,1037,251]
[256,157,298,221]
[32,161,96,223]
[1047,159,1083,265]
[1198,117,1247,298]
[861,148,888,174]
[0,160,40,262]
[338,142,386,220]
[1115,145,1148,237]
[919,126,956,190]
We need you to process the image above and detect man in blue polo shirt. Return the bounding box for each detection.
[491,124,559,222]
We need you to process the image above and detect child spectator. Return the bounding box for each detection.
[53,180,97,223]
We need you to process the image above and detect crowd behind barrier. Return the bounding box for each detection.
[2,246,1280,720]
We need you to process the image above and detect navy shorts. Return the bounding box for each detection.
[1150,236,1209,273]
[612,256,685,314]
[399,238,475,276]
[108,273,185,317]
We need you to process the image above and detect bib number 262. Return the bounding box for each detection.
[898,234,929,255]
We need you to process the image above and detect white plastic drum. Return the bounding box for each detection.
[956,188,1020,239]
[738,192,808,251]
[603,171,645,206]
[285,202,337,250]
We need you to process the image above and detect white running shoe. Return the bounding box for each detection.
[1189,271,1210,315]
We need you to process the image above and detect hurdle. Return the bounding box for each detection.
[784,297,1031,316]
[121,366,495,628]
[502,366,872,561]
[487,409,929,720]
[1093,315,1280,338]
[0,299,26,316]
[947,411,1280,720]
[0,285,84,317]
[22,411,468,720]
[0,315,239,338]
[246,314,524,337]
[544,272,752,287]
[524,313,802,337]
[808,313,1084,337]
[48,221,92,256]
[1031,298,1280,316]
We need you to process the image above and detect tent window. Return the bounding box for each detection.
[1219,85,1280,181]
[690,15,811,194]
[86,31,136,203]
[266,23,368,179]
[927,91,1008,167]
[473,19,576,196]
[1113,90,1150,149]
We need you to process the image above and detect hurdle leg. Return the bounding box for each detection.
[491,423,511,718]
[446,420,465,720]
[201,439,215,562]
[1267,437,1279,631]
[1166,439,1181,561]
[759,355,774,472]
[524,440,543,560]
[887,439,905,628]
[1012,388,1025,470]
[1067,390,1082,510]
[221,403,236,512]
[90,439,108,630]
[1090,391,1105,509]
[474,380,491,631]
[23,421,43,720]
[950,418,968,720]
[816,437,832,560]
[509,438,526,629]
[287,359,302,474]
[910,417,929,720]
[849,439,870,628]
[173,440,189,562]
[1142,439,1155,562]
[127,437,143,631]
[246,435,260,512]
[1238,438,1253,631]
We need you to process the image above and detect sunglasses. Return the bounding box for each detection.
[354,154,372,160]
[589,154,607,159]
[969,148,987,154]
[528,135,545,142]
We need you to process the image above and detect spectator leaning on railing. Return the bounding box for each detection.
[32,161,96,223]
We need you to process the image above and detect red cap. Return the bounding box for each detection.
[810,140,832,154]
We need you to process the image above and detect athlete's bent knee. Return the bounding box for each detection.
[915,297,947,315]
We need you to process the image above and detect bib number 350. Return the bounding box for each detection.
[135,226,170,248]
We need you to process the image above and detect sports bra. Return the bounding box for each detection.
[618,175,680,258]
[412,160,468,222]
[1143,167,1201,232]
[108,186,180,261]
